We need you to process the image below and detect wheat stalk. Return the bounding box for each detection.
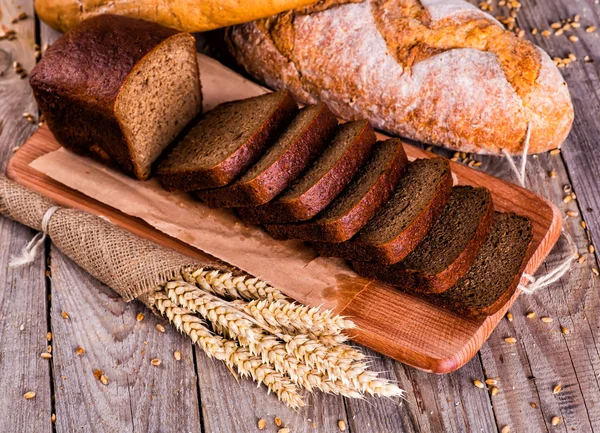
[150,295,305,408]
[162,281,403,399]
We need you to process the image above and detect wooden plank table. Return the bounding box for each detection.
[0,1,598,431]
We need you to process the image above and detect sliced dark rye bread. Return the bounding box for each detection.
[157,90,298,191]
[195,103,338,207]
[239,120,377,224]
[264,138,409,242]
[351,185,494,293]
[313,157,453,264]
[427,212,533,318]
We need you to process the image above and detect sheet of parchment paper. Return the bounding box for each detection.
[29,54,371,313]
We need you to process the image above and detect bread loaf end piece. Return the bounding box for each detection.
[157,91,299,191]
[227,0,574,154]
[30,15,202,180]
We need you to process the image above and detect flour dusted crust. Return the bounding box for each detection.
[227,0,574,154]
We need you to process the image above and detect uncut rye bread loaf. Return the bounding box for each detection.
[157,90,298,191]
[352,186,494,294]
[428,212,533,318]
[29,15,202,181]
[195,103,337,207]
[239,120,377,224]
[313,157,452,264]
[264,138,408,242]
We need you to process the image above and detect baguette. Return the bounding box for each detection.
[36,0,319,33]
[226,0,574,154]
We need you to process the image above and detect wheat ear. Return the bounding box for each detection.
[183,269,287,302]
[173,277,354,338]
[151,296,305,408]
[163,283,403,399]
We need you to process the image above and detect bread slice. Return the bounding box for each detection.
[29,15,203,180]
[157,91,298,191]
[428,213,533,318]
[239,120,377,224]
[264,138,408,242]
[313,157,452,264]
[195,103,338,207]
[352,186,494,293]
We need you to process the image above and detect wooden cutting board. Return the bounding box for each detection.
[6,56,562,374]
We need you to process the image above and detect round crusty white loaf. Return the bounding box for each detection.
[226,0,574,154]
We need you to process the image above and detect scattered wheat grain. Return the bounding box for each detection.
[541,317,553,323]
[174,350,181,361]
[257,419,267,430]
[551,416,562,426]
[156,324,165,333]
[100,375,109,385]
[338,419,347,431]
[61,311,69,319]
[474,380,485,389]
[553,384,562,394]
[46,332,52,341]
[505,337,517,344]
[561,326,569,334]
[506,312,513,322]
[491,386,499,396]
[136,313,145,322]
[526,311,536,319]
[41,352,51,359]
[76,347,84,356]
[24,391,36,399]
[151,358,161,367]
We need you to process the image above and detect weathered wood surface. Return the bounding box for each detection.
[0,1,53,432]
[0,0,599,432]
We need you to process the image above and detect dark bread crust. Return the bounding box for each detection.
[240,120,377,224]
[195,103,338,207]
[158,91,299,191]
[313,158,453,264]
[428,213,534,318]
[29,15,195,179]
[351,186,495,294]
[264,138,408,242]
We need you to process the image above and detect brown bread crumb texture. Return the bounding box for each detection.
[157,90,298,191]
[264,138,408,242]
[352,185,494,294]
[239,120,377,224]
[428,212,533,318]
[313,157,453,264]
[195,102,338,207]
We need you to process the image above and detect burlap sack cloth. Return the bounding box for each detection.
[0,176,212,302]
